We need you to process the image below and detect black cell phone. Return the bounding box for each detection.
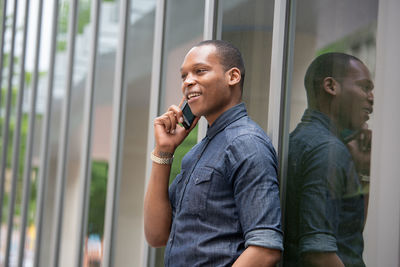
[181,100,195,130]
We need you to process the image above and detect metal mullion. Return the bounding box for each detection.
[267,1,297,266]
[0,0,8,114]
[0,0,18,249]
[32,0,60,265]
[74,0,101,266]
[101,0,130,265]
[50,0,79,265]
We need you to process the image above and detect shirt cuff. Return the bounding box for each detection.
[299,233,337,254]
[245,229,283,251]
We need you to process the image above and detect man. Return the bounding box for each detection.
[144,40,283,266]
[283,53,373,267]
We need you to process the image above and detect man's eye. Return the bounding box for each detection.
[196,69,206,74]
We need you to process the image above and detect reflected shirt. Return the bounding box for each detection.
[165,103,283,267]
[283,109,365,267]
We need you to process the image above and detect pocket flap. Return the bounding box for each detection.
[192,167,213,185]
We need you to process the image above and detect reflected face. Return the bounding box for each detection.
[180,45,235,125]
[335,60,374,130]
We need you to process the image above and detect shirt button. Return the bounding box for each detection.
[169,238,173,243]
[195,178,199,183]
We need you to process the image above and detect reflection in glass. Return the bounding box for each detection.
[283,1,378,266]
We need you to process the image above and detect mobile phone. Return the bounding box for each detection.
[181,100,195,130]
[341,128,360,143]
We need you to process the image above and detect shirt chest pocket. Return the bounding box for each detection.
[183,167,214,216]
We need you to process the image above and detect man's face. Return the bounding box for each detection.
[180,45,235,125]
[334,60,374,130]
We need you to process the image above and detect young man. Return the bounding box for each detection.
[144,40,283,266]
[283,53,373,267]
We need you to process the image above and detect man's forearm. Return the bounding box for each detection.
[144,161,173,247]
[232,246,281,267]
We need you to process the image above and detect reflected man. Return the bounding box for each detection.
[144,40,283,266]
[284,53,373,267]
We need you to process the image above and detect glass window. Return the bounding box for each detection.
[219,0,274,131]
[112,0,157,266]
[283,1,378,266]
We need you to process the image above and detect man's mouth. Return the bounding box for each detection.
[363,107,373,114]
[187,92,201,100]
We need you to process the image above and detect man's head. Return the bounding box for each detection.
[180,40,245,125]
[304,52,374,130]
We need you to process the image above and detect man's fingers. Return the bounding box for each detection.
[168,105,184,128]
[167,111,179,133]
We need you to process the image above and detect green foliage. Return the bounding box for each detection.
[58,0,92,36]
[169,125,198,184]
[57,40,67,51]
[78,0,91,34]
[87,161,108,237]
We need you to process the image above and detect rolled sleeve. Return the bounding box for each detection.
[227,135,283,250]
[299,233,337,254]
[245,228,284,251]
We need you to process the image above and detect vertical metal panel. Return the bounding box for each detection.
[0,0,18,248]
[275,0,296,240]
[101,0,130,265]
[267,0,289,149]
[33,0,60,265]
[0,0,7,112]
[50,0,79,265]
[267,1,297,265]
[144,0,166,265]
[74,0,101,266]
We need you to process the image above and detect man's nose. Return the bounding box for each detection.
[183,74,195,87]
[367,91,374,105]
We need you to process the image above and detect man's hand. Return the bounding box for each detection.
[154,101,199,155]
[346,125,372,176]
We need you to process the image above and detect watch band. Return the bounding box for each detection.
[151,150,174,165]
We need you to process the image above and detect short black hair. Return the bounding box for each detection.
[195,40,246,89]
[304,52,362,105]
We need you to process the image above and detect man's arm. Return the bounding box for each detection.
[143,104,199,247]
[227,136,283,265]
[144,158,173,247]
[232,246,281,267]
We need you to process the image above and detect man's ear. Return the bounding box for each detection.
[227,67,241,86]
[322,77,339,96]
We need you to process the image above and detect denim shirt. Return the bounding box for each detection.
[283,109,365,267]
[165,103,283,267]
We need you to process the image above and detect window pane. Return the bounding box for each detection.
[283,1,378,266]
[219,0,274,131]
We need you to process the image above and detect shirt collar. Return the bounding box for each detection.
[206,103,247,139]
[301,108,340,136]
